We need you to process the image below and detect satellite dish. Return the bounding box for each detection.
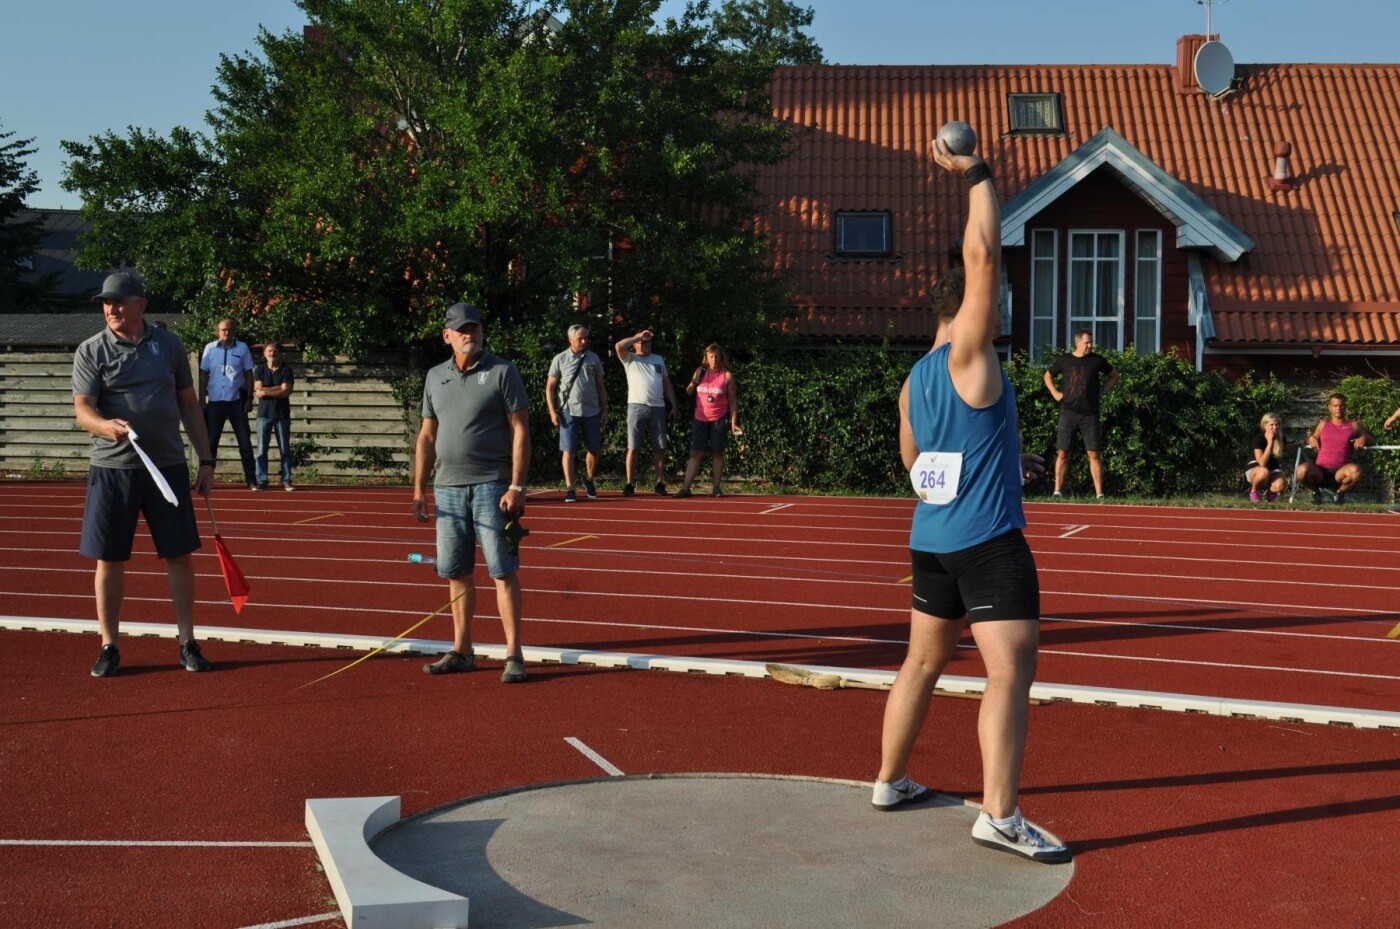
[1194,40,1236,96]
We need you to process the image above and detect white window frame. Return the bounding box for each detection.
[1008,93,1064,134]
[1134,229,1162,353]
[1067,229,1125,350]
[1028,229,1058,362]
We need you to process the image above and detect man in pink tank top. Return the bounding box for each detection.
[1296,393,1373,504]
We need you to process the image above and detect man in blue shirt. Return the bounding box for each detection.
[198,318,258,489]
[871,136,1069,864]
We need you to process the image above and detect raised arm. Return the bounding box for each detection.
[936,138,1003,409]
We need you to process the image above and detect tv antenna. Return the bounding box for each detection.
[1196,0,1232,38]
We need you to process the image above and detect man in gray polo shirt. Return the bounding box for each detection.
[72,272,218,677]
[545,324,608,502]
[412,302,532,683]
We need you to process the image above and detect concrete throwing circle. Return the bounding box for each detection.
[372,774,1072,928]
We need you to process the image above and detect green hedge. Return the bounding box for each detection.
[399,333,1396,500]
[1009,348,1296,497]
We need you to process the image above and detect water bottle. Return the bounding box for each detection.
[408,553,436,565]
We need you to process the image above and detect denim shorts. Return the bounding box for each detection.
[559,412,602,453]
[434,481,518,579]
[80,464,200,561]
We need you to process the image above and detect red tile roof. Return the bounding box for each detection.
[759,55,1400,345]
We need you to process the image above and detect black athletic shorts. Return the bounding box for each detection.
[1056,409,1103,452]
[79,464,200,562]
[1317,465,1341,490]
[909,528,1039,621]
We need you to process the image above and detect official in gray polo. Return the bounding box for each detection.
[412,302,532,683]
[72,271,218,677]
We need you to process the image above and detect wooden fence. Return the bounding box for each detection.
[0,351,414,482]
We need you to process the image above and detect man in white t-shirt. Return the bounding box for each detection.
[615,329,678,496]
[198,317,257,489]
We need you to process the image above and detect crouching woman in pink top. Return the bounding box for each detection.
[675,343,740,497]
[1296,393,1373,505]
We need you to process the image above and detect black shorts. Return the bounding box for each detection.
[1317,465,1340,490]
[79,465,201,562]
[690,415,730,454]
[1057,409,1103,452]
[910,529,1039,621]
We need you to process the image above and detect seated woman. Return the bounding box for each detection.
[1247,411,1296,502]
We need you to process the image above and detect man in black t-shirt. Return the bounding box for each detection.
[252,342,296,491]
[1043,330,1118,498]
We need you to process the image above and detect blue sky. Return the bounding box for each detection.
[5,0,1398,208]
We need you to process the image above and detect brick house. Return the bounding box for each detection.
[757,36,1400,378]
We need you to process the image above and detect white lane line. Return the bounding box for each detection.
[565,737,624,776]
[1059,525,1088,538]
[760,503,795,514]
[0,839,312,847]
[235,914,340,929]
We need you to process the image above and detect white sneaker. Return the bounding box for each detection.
[971,809,1071,863]
[871,776,931,811]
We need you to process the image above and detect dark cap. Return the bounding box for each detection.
[444,302,482,330]
[91,271,146,303]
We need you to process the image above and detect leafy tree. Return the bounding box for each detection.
[0,124,57,312]
[61,0,819,361]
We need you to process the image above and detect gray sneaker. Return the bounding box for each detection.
[424,650,476,675]
[971,810,1071,863]
[501,655,527,684]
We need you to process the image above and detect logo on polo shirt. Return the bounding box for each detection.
[478,372,487,385]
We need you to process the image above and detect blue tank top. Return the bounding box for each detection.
[908,343,1026,553]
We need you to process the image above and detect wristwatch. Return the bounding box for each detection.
[509,484,526,493]
[199,459,216,468]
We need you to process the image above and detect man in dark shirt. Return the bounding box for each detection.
[1043,330,1118,499]
[412,302,531,683]
[72,272,217,677]
[252,342,297,491]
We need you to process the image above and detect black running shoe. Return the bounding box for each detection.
[622,483,635,497]
[654,482,668,496]
[583,478,598,500]
[180,640,212,672]
[91,644,120,678]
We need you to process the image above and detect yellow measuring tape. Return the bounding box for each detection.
[299,591,465,688]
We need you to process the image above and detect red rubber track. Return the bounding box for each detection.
[1,483,1398,928]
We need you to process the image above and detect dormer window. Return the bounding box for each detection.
[835,211,892,257]
[1008,93,1064,135]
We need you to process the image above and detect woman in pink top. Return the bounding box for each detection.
[1296,393,1373,504]
[675,343,741,497]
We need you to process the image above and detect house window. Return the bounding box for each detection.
[835,211,892,257]
[1029,229,1058,361]
[1067,230,1124,350]
[1134,230,1162,352]
[1008,94,1063,134]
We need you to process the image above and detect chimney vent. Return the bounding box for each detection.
[1269,141,1294,191]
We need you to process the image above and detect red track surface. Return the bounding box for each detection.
[2,483,1398,927]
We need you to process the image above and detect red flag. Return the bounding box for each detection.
[205,498,251,614]
[213,533,251,614]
